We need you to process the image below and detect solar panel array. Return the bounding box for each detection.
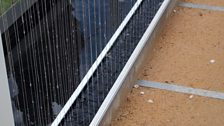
[0,0,163,125]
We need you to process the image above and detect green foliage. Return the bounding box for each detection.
[0,0,17,15]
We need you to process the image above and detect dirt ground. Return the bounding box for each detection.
[138,6,224,92]
[111,87,224,126]
[111,2,224,126]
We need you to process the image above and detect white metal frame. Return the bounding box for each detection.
[51,0,143,125]
[0,33,15,126]
[90,0,178,125]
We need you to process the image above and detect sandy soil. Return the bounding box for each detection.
[111,87,224,126]
[139,7,224,92]
[111,3,224,126]
[181,0,224,6]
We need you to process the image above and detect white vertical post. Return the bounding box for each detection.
[0,33,15,126]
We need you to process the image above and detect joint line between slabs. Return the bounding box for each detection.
[178,1,224,12]
[137,80,224,100]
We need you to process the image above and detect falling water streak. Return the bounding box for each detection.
[47,0,57,122]
[42,0,54,122]
[21,0,33,124]
[56,0,63,108]
[36,0,48,123]
[28,3,44,123]
[22,1,33,125]
[93,0,97,117]
[110,0,115,97]
[62,0,68,110]
[11,3,29,125]
[76,0,84,123]
[93,0,100,109]
[67,1,75,123]
[22,1,35,124]
[66,0,73,108]
[59,0,66,112]
[52,0,60,118]
[104,0,110,101]
[31,2,43,124]
[64,0,72,114]
[36,0,44,123]
[117,0,121,80]
[47,2,55,118]
[62,0,68,107]
[52,0,63,122]
[57,0,64,108]
[19,0,37,124]
[65,0,72,114]
[36,0,50,124]
[86,0,91,122]
[73,1,79,124]
[53,0,60,107]
[95,0,101,108]
[81,0,87,124]
[88,0,96,119]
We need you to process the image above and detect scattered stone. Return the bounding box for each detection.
[210,59,215,64]
[147,99,154,104]
[165,81,169,83]
[121,111,129,117]
[143,70,148,76]
[166,119,171,122]
[140,91,145,95]
[189,95,194,99]
[127,97,131,102]
[134,84,139,89]
[173,9,177,13]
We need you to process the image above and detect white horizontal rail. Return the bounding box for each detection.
[51,0,143,125]
[90,0,172,125]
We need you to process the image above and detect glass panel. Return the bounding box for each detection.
[0,0,137,125]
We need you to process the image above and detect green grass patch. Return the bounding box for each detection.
[0,0,17,15]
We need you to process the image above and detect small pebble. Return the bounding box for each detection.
[173,9,177,13]
[165,81,169,83]
[210,59,215,63]
[147,99,154,104]
[189,95,194,99]
[134,84,139,89]
[140,91,145,95]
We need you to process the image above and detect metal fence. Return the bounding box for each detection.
[0,0,163,125]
